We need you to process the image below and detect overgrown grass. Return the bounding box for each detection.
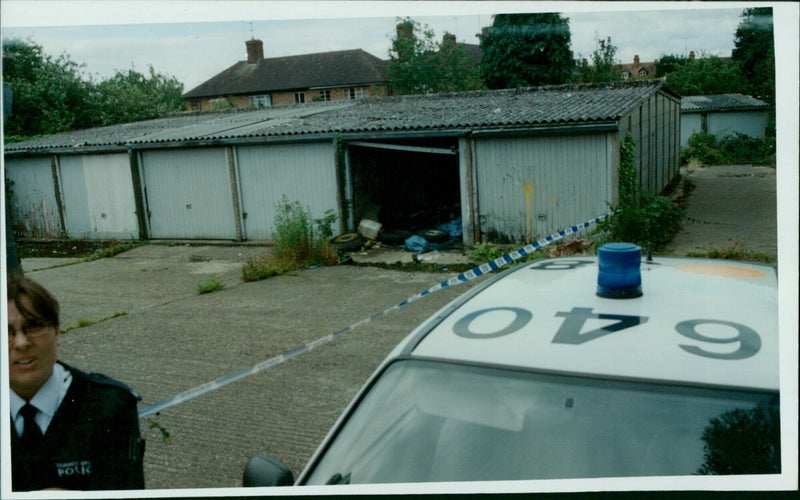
[61,311,127,334]
[469,243,549,264]
[83,240,145,261]
[242,197,340,282]
[197,277,225,294]
[687,245,776,264]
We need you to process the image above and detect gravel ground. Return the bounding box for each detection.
[15,163,779,492]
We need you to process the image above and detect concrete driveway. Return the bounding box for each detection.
[24,244,488,489]
[663,164,777,259]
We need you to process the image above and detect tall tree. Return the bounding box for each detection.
[2,38,96,138]
[732,7,774,106]
[479,13,574,89]
[576,35,622,83]
[388,18,483,95]
[655,54,691,78]
[3,38,185,141]
[95,65,184,124]
[665,55,748,96]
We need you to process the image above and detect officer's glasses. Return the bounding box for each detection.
[8,321,53,344]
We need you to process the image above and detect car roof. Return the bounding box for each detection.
[401,256,778,392]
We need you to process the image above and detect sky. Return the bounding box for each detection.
[0,1,770,92]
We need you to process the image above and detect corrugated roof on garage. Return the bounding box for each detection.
[133,101,357,144]
[681,94,768,112]
[5,80,672,153]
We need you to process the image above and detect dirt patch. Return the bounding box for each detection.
[17,239,123,258]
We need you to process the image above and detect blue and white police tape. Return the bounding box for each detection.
[138,211,614,417]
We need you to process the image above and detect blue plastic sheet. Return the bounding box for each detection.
[437,217,463,240]
[404,234,454,254]
[404,235,432,253]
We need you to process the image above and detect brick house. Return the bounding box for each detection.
[183,39,391,111]
[620,54,657,80]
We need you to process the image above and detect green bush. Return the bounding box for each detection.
[682,132,723,165]
[717,133,774,164]
[599,193,684,251]
[597,132,685,252]
[681,131,775,166]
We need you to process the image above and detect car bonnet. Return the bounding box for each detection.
[410,256,779,391]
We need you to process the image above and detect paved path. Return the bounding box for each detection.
[664,165,777,260]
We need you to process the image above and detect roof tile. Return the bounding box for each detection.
[681,94,768,112]
[183,49,389,98]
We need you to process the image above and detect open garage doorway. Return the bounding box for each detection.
[346,138,463,245]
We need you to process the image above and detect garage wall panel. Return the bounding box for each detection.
[4,157,62,238]
[709,110,768,140]
[59,154,139,239]
[628,92,681,193]
[141,148,237,239]
[474,133,612,243]
[236,142,337,241]
[681,114,702,147]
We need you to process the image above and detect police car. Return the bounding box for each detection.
[244,243,780,486]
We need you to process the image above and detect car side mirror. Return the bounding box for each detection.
[243,455,295,487]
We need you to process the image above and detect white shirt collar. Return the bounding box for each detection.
[10,362,71,420]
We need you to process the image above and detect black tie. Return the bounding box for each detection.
[20,404,44,449]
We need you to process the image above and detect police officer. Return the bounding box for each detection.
[8,276,145,491]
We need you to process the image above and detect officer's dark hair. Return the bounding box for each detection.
[6,276,60,328]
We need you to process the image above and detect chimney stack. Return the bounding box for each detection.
[395,22,413,60]
[689,51,695,61]
[246,39,264,64]
[634,54,640,65]
[396,22,412,40]
[443,33,456,47]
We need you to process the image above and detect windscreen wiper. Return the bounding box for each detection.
[326,472,352,485]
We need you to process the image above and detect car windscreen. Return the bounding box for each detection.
[303,359,780,484]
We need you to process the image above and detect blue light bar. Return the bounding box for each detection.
[597,243,642,298]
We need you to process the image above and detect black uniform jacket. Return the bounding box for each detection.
[11,362,145,491]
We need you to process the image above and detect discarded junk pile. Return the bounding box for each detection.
[329,204,462,255]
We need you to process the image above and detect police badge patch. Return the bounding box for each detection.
[56,460,92,478]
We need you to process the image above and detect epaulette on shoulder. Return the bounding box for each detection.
[61,362,142,401]
[87,372,142,401]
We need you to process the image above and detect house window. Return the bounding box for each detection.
[294,92,306,104]
[250,95,272,108]
[621,71,630,80]
[344,87,367,100]
[190,100,202,111]
[319,90,331,101]
[638,68,648,78]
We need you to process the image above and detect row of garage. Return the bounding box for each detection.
[4,80,682,246]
